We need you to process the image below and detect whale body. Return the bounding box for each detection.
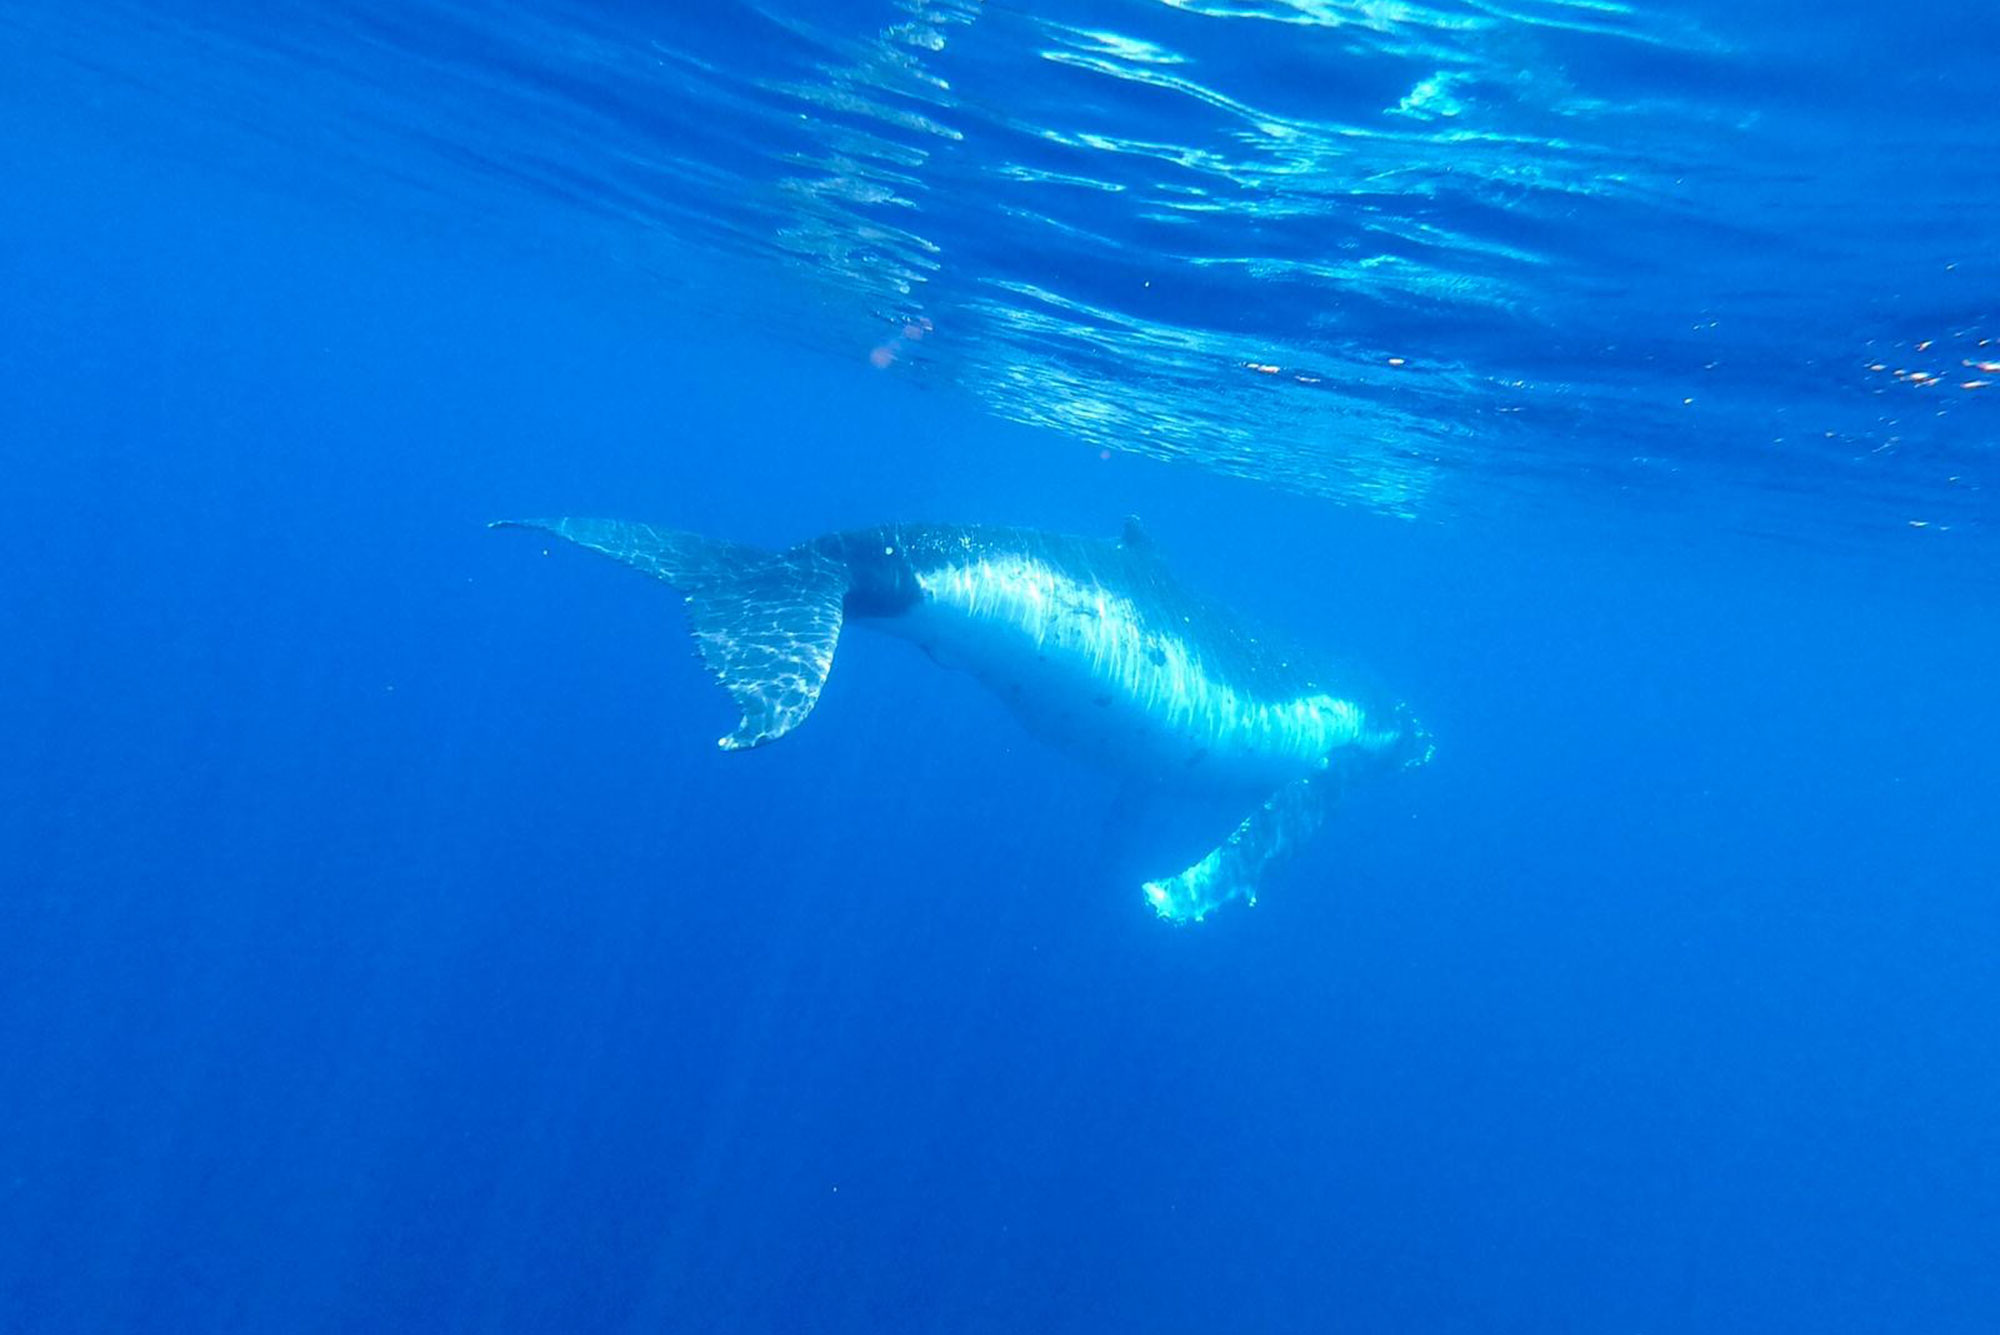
[497,516,1430,922]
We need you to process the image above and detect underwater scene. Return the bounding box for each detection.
[2,1,1996,1330]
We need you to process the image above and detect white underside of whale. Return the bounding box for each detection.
[877,553,1379,794]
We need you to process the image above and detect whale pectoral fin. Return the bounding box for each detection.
[1140,775,1328,923]
[494,517,849,750]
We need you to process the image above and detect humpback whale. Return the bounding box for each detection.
[495,516,1431,922]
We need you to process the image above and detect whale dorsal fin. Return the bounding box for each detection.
[1120,515,1154,551]
[493,517,848,750]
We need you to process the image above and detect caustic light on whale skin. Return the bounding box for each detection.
[496,516,1428,923]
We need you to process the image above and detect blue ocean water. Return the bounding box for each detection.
[2,1,1996,1331]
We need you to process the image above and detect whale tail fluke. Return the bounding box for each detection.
[492,517,848,750]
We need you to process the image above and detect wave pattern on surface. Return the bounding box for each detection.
[19,0,1993,542]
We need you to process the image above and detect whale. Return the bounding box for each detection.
[495,516,1431,922]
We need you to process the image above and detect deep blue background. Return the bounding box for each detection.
[4,5,1999,1333]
